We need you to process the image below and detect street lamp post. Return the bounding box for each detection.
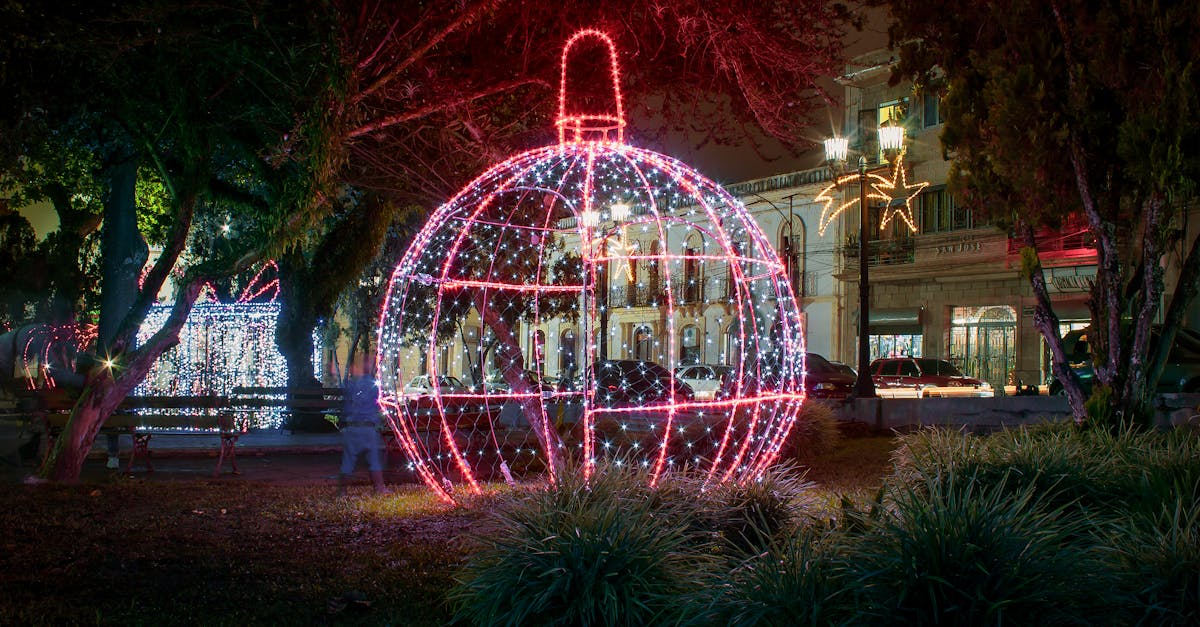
[824,126,906,400]
[853,153,875,399]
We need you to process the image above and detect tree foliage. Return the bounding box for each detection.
[880,0,1200,423]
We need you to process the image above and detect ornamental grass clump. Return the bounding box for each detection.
[785,400,843,460]
[844,470,1113,626]
[450,460,714,626]
[1103,487,1200,625]
[693,528,846,626]
[703,464,815,556]
[893,422,1195,518]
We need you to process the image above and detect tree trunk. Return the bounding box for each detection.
[1119,193,1166,423]
[98,146,148,349]
[1019,224,1088,423]
[275,248,319,388]
[472,292,563,468]
[275,249,333,431]
[38,279,205,481]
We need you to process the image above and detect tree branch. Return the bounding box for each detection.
[347,77,550,139]
[354,0,507,103]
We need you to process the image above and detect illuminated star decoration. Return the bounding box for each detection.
[814,172,890,236]
[870,152,927,233]
[604,230,638,282]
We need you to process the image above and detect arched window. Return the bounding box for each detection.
[780,217,807,297]
[683,232,703,303]
[634,325,655,361]
[681,325,701,364]
[530,330,546,375]
[648,241,662,301]
[559,328,577,373]
[723,325,739,366]
[462,325,481,385]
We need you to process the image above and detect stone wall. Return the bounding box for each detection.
[835,394,1200,433]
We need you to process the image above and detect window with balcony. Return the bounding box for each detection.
[683,232,703,303]
[780,218,806,298]
[648,241,661,300]
[918,188,989,233]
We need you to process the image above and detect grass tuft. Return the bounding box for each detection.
[450,460,715,626]
[846,469,1112,625]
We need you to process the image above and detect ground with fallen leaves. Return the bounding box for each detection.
[0,436,896,625]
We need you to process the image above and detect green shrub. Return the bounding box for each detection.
[693,529,846,626]
[1118,426,1200,517]
[844,470,1113,626]
[450,461,714,626]
[1104,488,1200,625]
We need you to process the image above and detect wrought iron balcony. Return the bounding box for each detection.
[842,236,916,266]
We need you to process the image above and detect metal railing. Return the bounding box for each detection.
[606,272,738,307]
[842,236,916,266]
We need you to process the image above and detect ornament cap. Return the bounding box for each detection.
[557,29,625,144]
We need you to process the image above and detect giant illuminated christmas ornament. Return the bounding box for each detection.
[377,30,806,504]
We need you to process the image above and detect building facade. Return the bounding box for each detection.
[800,48,1097,391]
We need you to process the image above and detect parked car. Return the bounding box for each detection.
[829,361,856,378]
[869,357,994,398]
[1047,326,1200,395]
[712,354,852,401]
[804,353,856,400]
[403,374,468,395]
[593,360,694,407]
[673,364,733,400]
[481,370,555,394]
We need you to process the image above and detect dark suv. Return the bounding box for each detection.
[803,353,855,400]
[712,353,850,400]
[870,357,994,398]
[592,360,695,407]
[1047,326,1200,395]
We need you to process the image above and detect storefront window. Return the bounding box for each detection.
[949,305,1016,391]
[869,333,923,361]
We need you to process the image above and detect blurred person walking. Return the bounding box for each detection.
[337,354,390,495]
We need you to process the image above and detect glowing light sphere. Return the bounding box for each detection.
[377,30,806,504]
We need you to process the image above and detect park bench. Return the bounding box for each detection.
[228,386,344,432]
[228,385,499,432]
[40,395,248,476]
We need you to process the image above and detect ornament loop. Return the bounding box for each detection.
[557,29,625,144]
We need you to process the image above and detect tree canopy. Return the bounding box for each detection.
[1,0,344,478]
[272,0,858,392]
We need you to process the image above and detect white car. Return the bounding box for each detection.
[403,375,468,395]
[673,364,732,401]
